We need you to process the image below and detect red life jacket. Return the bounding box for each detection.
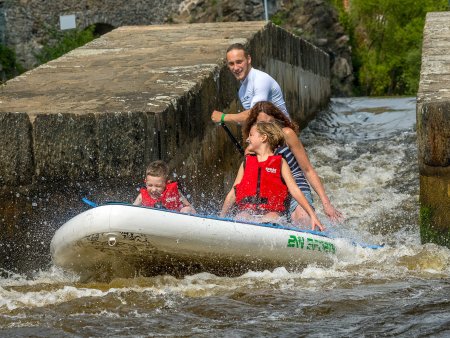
[235,154,288,212]
[140,181,184,211]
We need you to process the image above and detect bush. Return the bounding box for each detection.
[35,25,96,64]
[331,0,448,96]
[0,44,25,83]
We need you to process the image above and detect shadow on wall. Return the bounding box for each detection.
[92,23,115,36]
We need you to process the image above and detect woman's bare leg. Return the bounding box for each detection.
[290,205,311,228]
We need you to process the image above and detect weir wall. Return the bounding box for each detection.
[417,12,450,248]
[0,21,330,272]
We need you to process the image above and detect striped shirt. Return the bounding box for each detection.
[275,145,311,194]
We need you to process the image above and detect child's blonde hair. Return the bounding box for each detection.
[254,121,285,150]
[146,160,169,179]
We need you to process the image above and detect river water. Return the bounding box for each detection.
[1,97,449,337]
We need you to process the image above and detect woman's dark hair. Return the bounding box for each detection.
[244,101,299,139]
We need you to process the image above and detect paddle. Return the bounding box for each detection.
[213,68,244,156]
[82,197,98,208]
[220,122,245,155]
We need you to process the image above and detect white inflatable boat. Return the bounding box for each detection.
[50,202,382,280]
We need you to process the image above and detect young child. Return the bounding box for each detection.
[133,160,196,214]
[244,101,343,227]
[220,122,324,231]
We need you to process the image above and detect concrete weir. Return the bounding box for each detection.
[417,12,450,248]
[0,22,330,271]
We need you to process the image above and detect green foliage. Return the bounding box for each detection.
[271,11,287,26]
[331,0,448,96]
[0,44,25,83]
[35,25,96,64]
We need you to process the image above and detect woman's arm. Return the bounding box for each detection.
[281,159,325,231]
[219,163,244,217]
[283,127,343,222]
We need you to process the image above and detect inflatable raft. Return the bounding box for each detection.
[50,203,382,280]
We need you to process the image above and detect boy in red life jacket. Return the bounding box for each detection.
[219,122,324,231]
[133,160,196,214]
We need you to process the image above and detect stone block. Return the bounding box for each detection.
[97,111,147,178]
[0,112,33,186]
[33,113,98,181]
[420,174,450,232]
[417,101,450,169]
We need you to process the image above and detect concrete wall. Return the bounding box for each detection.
[249,25,330,123]
[0,21,330,271]
[417,12,450,248]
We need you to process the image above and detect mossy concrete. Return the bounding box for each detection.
[417,12,450,248]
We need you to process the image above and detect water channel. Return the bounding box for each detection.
[1,97,449,337]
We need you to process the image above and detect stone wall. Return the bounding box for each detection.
[417,12,450,248]
[0,0,185,68]
[0,0,282,70]
[0,21,330,272]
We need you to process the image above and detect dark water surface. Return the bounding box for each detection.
[1,97,449,337]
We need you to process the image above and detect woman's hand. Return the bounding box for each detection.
[323,202,344,223]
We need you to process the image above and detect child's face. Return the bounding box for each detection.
[246,125,266,152]
[145,175,167,199]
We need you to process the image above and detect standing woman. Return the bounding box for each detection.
[244,101,343,226]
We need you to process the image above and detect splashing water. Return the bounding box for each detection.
[1,97,449,337]
[303,97,421,245]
